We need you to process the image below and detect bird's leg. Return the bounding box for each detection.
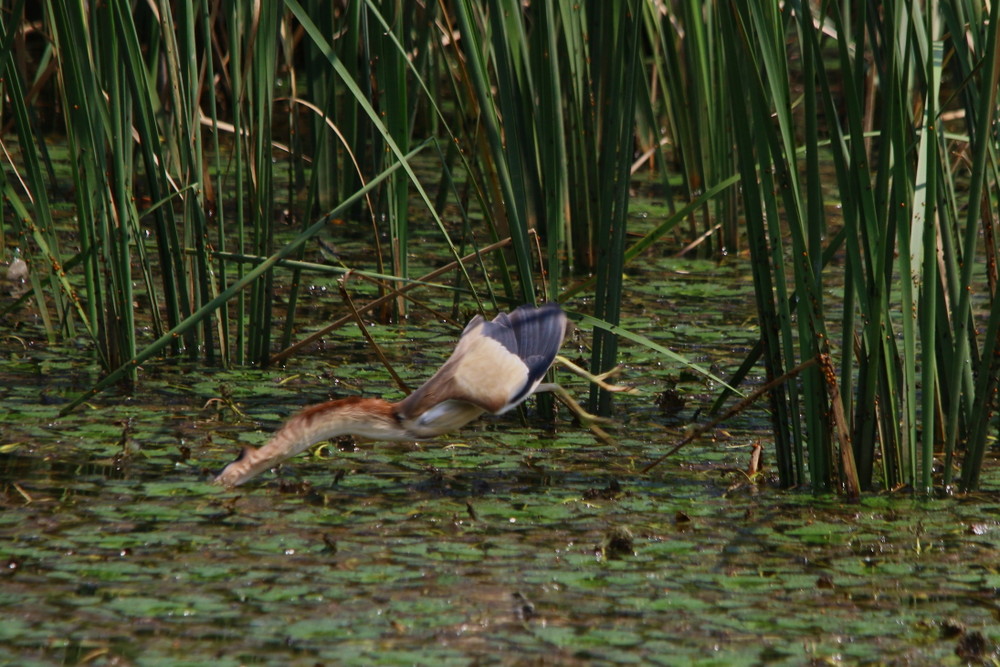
[553,355,638,395]
[541,358,637,445]
[534,382,615,444]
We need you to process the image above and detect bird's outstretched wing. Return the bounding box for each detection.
[396,303,568,427]
[498,303,568,410]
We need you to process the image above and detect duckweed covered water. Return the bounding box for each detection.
[3,256,999,665]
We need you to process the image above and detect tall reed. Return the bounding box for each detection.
[723,1,1000,493]
[3,1,998,493]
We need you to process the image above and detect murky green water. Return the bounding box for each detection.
[3,216,1000,665]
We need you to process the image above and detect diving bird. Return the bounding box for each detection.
[215,303,620,487]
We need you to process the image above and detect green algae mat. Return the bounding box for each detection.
[2,259,998,665]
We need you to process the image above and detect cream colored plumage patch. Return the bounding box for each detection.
[448,334,530,414]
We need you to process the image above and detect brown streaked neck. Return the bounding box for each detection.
[214,396,407,487]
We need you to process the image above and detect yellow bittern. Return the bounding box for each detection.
[215,303,626,487]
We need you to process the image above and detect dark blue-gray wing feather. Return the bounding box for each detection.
[483,303,567,407]
[397,303,568,421]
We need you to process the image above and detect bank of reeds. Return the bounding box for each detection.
[720,1,999,494]
[1,1,997,493]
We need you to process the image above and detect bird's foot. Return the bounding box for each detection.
[554,355,638,395]
[533,382,618,445]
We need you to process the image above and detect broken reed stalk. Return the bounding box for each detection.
[337,271,411,394]
[269,237,513,365]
